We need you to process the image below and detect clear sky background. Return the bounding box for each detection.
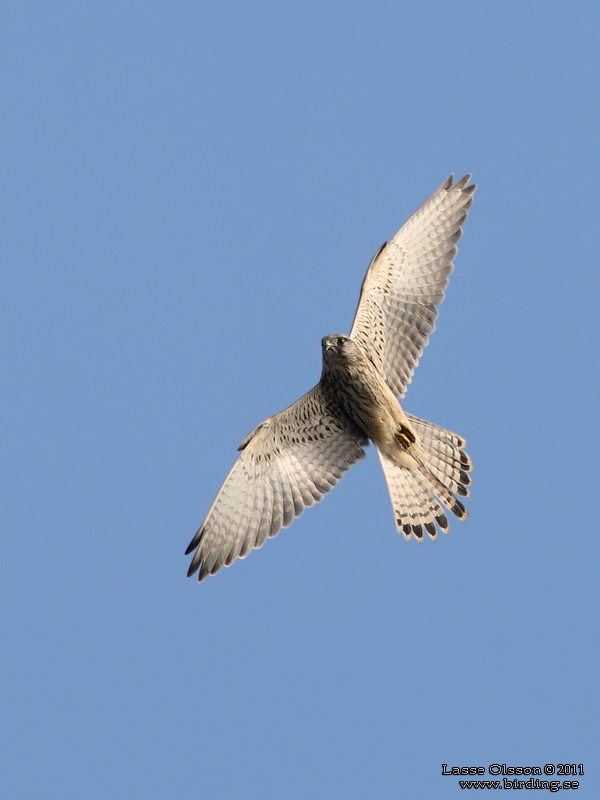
[2,2,598,798]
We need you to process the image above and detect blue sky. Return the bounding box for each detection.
[2,2,598,797]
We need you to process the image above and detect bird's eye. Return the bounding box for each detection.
[337,337,345,347]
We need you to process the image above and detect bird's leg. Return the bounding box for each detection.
[394,423,416,450]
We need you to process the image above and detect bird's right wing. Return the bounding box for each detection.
[350,174,476,399]
[186,385,367,581]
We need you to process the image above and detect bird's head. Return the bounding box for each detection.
[321,334,356,366]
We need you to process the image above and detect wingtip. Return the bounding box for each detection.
[185,522,206,556]
[424,521,437,540]
[444,173,476,196]
[452,173,474,190]
[451,499,468,520]
[186,544,204,578]
[435,512,449,532]
[186,556,212,581]
[186,559,199,578]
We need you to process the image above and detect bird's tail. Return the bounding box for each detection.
[376,413,473,541]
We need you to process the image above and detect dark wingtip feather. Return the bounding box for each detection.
[185,522,207,556]
[460,450,472,469]
[424,521,437,540]
[436,512,449,532]
[460,470,472,486]
[187,551,201,578]
[451,499,467,519]
[453,173,471,190]
[412,523,423,540]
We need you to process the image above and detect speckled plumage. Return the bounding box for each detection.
[186,175,475,581]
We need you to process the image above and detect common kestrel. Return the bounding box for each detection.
[186,175,475,581]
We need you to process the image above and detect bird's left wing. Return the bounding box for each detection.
[350,174,476,399]
[186,385,367,581]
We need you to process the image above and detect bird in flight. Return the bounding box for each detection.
[186,175,475,581]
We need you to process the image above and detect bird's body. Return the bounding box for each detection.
[187,175,475,580]
[320,334,419,467]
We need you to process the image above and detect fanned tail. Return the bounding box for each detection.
[377,413,473,541]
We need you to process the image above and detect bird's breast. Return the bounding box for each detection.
[321,356,405,445]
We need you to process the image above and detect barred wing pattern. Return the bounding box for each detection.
[350,175,476,399]
[186,386,368,581]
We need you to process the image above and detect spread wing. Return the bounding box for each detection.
[349,174,476,399]
[186,385,368,581]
